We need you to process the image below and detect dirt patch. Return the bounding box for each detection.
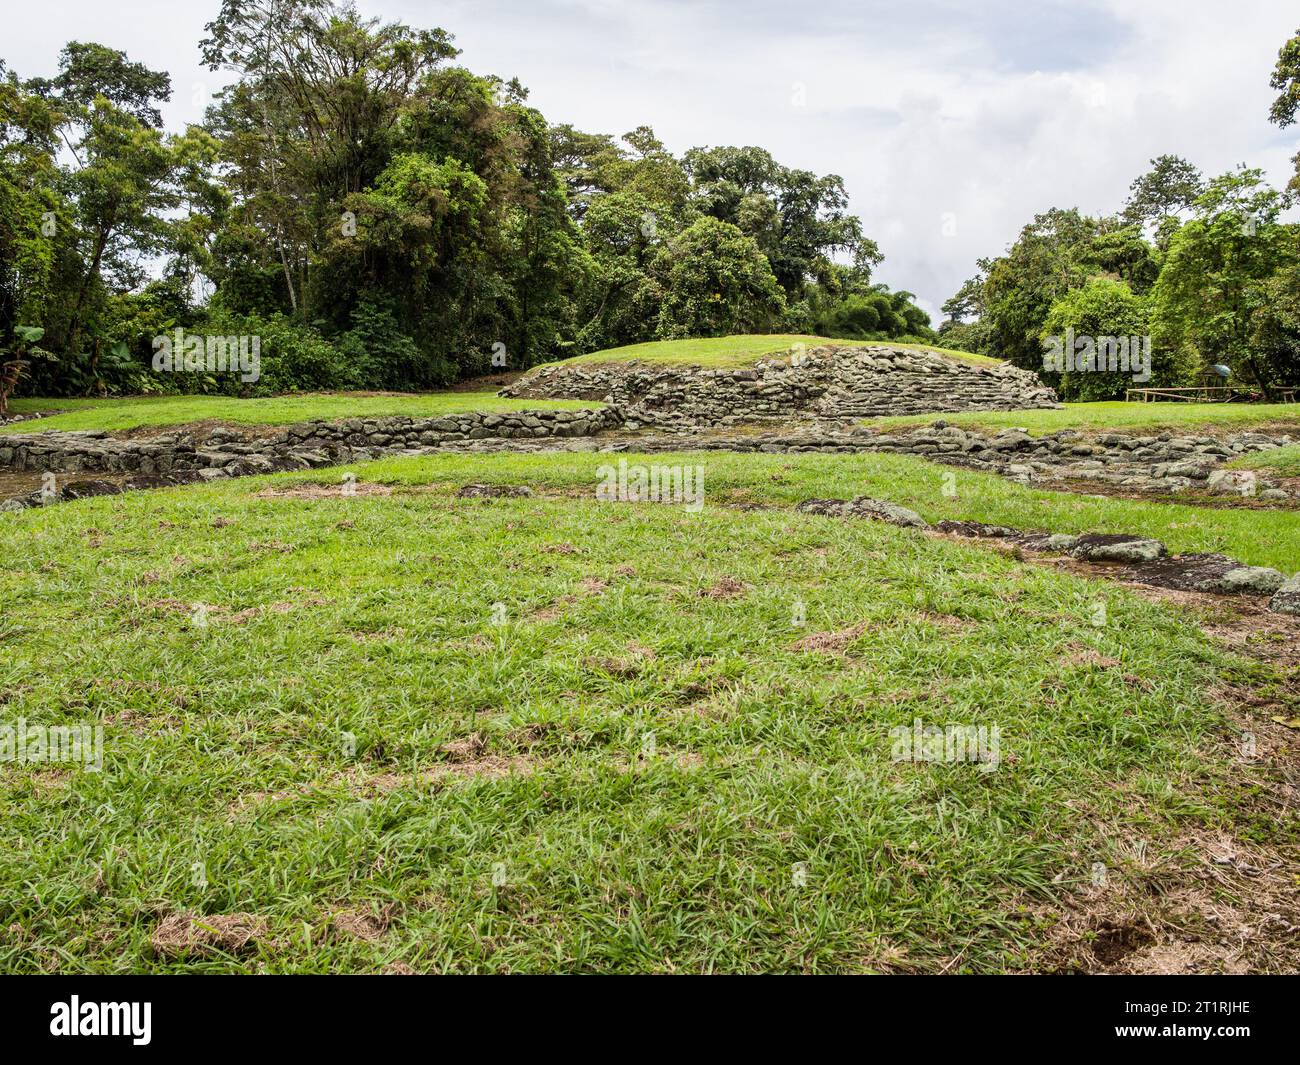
[699,576,747,600]
[253,482,392,500]
[531,595,577,621]
[934,518,1292,600]
[583,654,644,678]
[425,755,534,782]
[791,623,870,653]
[1059,649,1122,669]
[150,912,265,959]
[1032,830,1297,974]
[349,628,405,643]
[226,601,298,625]
[1112,552,1241,592]
[439,733,487,763]
[457,483,534,499]
[327,905,394,942]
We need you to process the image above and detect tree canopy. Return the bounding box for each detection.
[0,0,932,399]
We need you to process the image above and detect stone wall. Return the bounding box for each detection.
[578,421,1295,499]
[0,407,619,477]
[501,344,1059,427]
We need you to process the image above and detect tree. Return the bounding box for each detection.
[980,208,1102,370]
[1269,27,1300,191]
[1122,155,1204,238]
[1040,278,1156,401]
[1150,168,1299,394]
[652,217,785,338]
[0,65,66,350]
[683,145,870,296]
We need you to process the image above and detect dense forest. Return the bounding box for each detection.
[0,1,1297,401]
[0,0,932,400]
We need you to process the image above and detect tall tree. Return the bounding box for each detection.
[1150,168,1299,394]
[1268,26,1300,191]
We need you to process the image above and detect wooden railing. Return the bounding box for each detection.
[1125,386,1298,404]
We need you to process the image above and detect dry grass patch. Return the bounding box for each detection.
[150,912,265,959]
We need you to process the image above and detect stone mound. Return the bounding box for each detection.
[501,344,1059,427]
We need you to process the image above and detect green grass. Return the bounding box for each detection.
[2,392,600,435]
[351,449,1300,573]
[0,447,1290,973]
[541,334,1000,369]
[871,401,1300,436]
[1229,443,1300,477]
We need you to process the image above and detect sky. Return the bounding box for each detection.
[5,0,1298,320]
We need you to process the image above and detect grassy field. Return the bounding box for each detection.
[0,448,1294,973]
[346,449,1300,572]
[872,401,1300,436]
[2,392,599,435]
[541,334,1001,369]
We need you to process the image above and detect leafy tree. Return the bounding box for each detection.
[1122,155,1204,240]
[1249,261,1300,388]
[683,145,871,295]
[0,65,66,348]
[1150,168,1299,394]
[1269,27,1300,191]
[980,208,1102,370]
[652,217,785,338]
[1040,278,1157,401]
[1,3,904,398]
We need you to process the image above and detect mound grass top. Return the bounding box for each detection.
[2,392,601,435]
[870,401,1300,437]
[544,334,1002,370]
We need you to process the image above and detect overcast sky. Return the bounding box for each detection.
[7,1,1298,319]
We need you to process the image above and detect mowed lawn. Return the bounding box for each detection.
[0,448,1292,973]
[2,392,600,434]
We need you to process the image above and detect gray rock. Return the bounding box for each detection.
[797,496,929,529]
[1198,566,1286,596]
[1268,574,1300,616]
[1071,534,1167,564]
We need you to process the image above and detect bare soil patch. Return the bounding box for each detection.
[253,482,392,500]
[791,623,870,653]
[150,912,265,959]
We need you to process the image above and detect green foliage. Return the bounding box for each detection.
[1150,168,1300,394]
[1040,278,1159,401]
[1121,155,1204,239]
[1269,26,1300,192]
[8,4,1294,404]
[943,157,1296,396]
[811,286,933,342]
[652,217,786,338]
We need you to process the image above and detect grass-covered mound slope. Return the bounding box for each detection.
[544,334,1001,369]
[871,401,1300,437]
[1,448,1294,973]
[1,393,600,436]
[1230,443,1300,478]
